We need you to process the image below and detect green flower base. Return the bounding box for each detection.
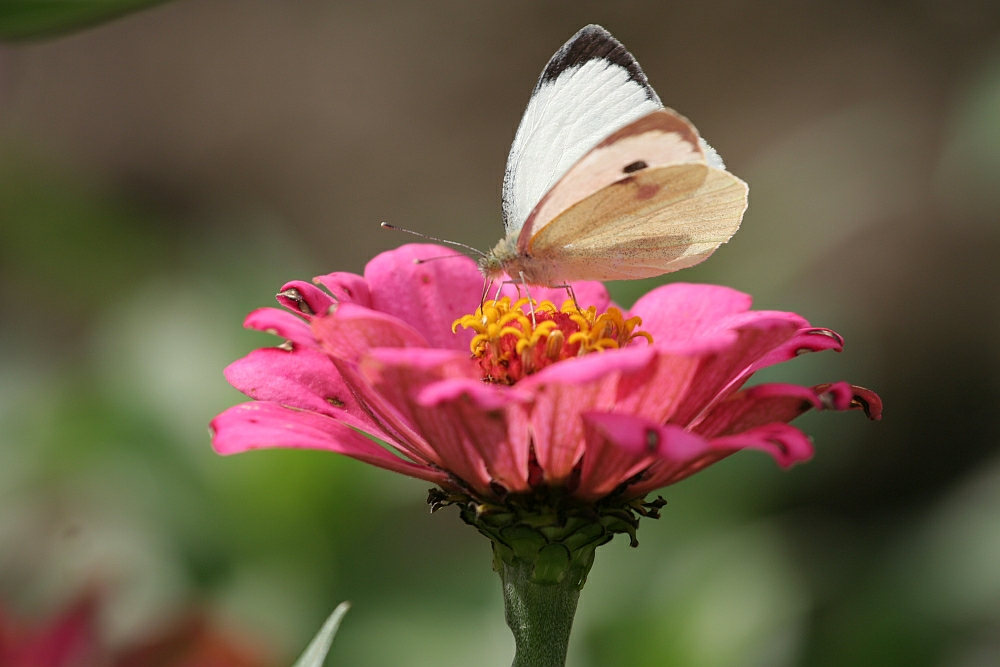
[428,487,665,667]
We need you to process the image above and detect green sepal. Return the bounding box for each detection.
[502,524,549,560]
[428,486,667,588]
[533,543,571,584]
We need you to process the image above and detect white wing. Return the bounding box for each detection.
[699,138,726,170]
[501,25,663,236]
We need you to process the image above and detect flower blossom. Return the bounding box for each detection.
[0,590,270,667]
[0,592,100,667]
[211,244,881,513]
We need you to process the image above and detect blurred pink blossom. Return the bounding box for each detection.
[0,592,100,667]
[0,592,272,667]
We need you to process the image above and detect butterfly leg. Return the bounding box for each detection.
[493,280,508,303]
[519,272,536,327]
[480,278,494,309]
[490,279,536,326]
[550,284,580,310]
[492,279,519,302]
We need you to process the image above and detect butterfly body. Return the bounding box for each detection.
[483,26,748,287]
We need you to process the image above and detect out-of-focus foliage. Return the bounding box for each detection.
[0,1,171,41]
[0,2,999,666]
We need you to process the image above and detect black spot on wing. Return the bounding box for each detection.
[623,160,648,174]
[537,24,660,103]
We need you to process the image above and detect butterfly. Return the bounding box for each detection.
[478,24,748,287]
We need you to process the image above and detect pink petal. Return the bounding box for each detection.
[516,353,644,484]
[669,319,801,428]
[718,309,809,331]
[687,321,843,422]
[364,243,484,351]
[628,283,753,345]
[312,303,429,364]
[418,377,532,410]
[210,402,450,485]
[695,382,822,437]
[416,378,533,493]
[276,280,336,320]
[626,421,814,497]
[750,327,844,373]
[695,381,881,438]
[802,382,881,419]
[224,346,383,436]
[710,422,815,468]
[613,348,705,424]
[576,412,696,501]
[330,355,443,466]
[312,271,372,307]
[360,347,480,382]
[531,378,617,485]
[243,307,318,349]
[578,412,713,500]
[358,348,495,494]
[838,384,882,419]
[521,345,655,386]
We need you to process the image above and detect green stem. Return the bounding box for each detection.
[500,557,581,667]
[436,488,665,666]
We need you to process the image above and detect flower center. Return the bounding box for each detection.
[453,297,653,384]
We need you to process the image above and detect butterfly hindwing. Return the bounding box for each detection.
[516,109,707,253]
[524,164,748,282]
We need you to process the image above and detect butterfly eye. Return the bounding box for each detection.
[623,160,648,174]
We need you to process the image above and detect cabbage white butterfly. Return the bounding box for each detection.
[479,24,748,287]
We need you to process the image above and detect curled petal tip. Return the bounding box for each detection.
[277,287,312,315]
[805,327,844,353]
[850,385,883,420]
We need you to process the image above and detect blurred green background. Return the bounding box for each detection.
[1,1,1000,665]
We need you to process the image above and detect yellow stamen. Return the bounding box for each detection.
[452,295,653,383]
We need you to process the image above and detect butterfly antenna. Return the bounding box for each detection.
[381,222,486,257]
[412,254,468,265]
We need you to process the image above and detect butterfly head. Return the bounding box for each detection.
[479,236,518,281]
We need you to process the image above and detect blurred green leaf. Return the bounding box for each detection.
[0,0,171,41]
[0,152,173,314]
[292,602,351,667]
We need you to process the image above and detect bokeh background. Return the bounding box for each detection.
[2,1,1000,665]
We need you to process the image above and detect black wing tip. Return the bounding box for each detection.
[537,24,660,102]
[574,24,615,42]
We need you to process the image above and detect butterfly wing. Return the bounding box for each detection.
[496,24,745,286]
[501,25,664,237]
[515,109,709,253]
[525,163,748,282]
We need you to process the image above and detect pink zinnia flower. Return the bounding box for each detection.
[211,243,879,516]
[211,245,881,524]
[211,243,881,666]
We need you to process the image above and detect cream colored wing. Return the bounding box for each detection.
[515,109,706,254]
[522,163,748,283]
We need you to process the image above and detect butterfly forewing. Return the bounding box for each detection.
[502,25,663,236]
